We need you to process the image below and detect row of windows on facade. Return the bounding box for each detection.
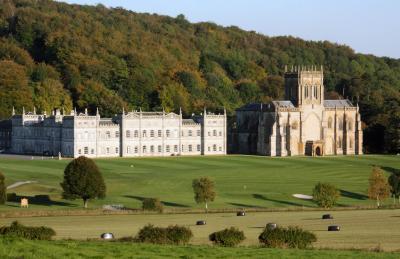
[77,129,223,139]
[282,119,354,132]
[77,144,223,155]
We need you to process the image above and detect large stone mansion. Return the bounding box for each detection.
[235,66,363,156]
[0,108,227,158]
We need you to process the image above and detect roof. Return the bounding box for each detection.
[324,99,353,108]
[99,119,118,126]
[182,119,199,125]
[236,103,265,111]
[272,101,295,108]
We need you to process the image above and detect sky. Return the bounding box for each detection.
[59,0,400,59]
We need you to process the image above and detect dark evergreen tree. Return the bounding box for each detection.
[60,156,106,208]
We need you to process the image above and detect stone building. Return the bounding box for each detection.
[2,107,227,158]
[236,66,363,156]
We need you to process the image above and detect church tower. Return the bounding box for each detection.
[284,65,324,108]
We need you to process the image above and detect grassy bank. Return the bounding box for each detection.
[0,237,399,259]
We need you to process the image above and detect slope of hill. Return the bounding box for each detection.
[0,0,398,153]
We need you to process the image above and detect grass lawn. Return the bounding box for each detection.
[1,209,400,251]
[0,155,399,210]
[1,238,399,259]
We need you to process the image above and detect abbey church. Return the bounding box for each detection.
[236,66,363,156]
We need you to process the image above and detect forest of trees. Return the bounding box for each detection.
[0,0,398,153]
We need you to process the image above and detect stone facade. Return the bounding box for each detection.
[236,66,363,156]
[3,108,227,158]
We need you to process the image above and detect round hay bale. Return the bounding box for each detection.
[101,233,114,240]
[328,225,340,231]
[237,211,246,216]
[266,223,277,230]
[322,214,333,219]
[196,220,206,225]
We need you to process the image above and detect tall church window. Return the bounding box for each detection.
[338,136,342,148]
[338,119,343,130]
[328,117,333,129]
[350,138,354,149]
[348,121,353,131]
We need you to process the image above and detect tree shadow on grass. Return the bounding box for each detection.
[252,194,314,208]
[339,189,368,200]
[123,195,190,208]
[9,195,76,207]
[227,202,264,208]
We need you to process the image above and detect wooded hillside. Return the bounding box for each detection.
[0,0,398,153]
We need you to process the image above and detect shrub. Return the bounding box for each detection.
[166,225,193,245]
[142,198,164,212]
[0,221,56,240]
[0,172,6,204]
[134,224,193,245]
[259,226,316,249]
[312,182,340,208]
[6,193,17,202]
[209,227,245,247]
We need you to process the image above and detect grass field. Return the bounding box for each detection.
[1,238,399,259]
[0,155,399,211]
[1,209,400,251]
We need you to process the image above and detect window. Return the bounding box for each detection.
[348,121,353,131]
[150,130,155,137]
[213,144,217,151]
[197,145,201,152]
[208,146,211,152]
[197,130,201,136]
[350,138,354,149]
[84,147,88,155]
[91,149,95,155]
[106,131,111,138]
[158,130,162,137]
[328,117,333,129]
[166,130,171,137]
[208,131,211,136]
[338,136,342,148]
[219,146,222,151]
[78,149,82,155]
[150,145,154,153]
[158,145,162,153]
[174,145,178,152]
[182,145,185,152]
[106,147,110,154]
[143,130,147,137]
[219,131,222,136]
[213,130,217,136]
[188,130,192,137]
[339,120,343,131]
[126,130,131,138]
[189,145,192,152]
[143,146,147,153]
[115,147,119,154]
[134,146,138,153]
[166,145,170,153]
[134,130,139,138]
[115,131,119,138]
[314,86,318,99]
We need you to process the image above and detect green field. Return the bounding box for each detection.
[0,155,399,210]
[1,238,399,259]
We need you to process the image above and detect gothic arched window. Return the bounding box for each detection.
[328,117,333,129]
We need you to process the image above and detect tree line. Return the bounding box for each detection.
[0,0,398,153]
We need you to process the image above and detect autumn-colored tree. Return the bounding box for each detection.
[368,167,390,207]
[192,177,216,213]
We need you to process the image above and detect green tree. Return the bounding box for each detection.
[368,167,390,207]
[388,172,400,204]
[192,177,216,212]
[0,171,6,204]
[312,182,340,208]
[60,156,106,208]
